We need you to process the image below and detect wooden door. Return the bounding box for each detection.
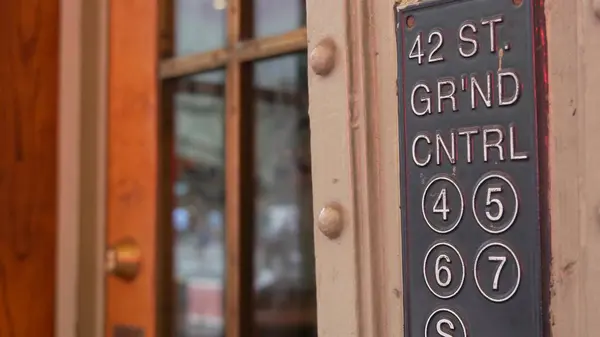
[0,1,59,337]
[105,0,315,337]
[105,0,161,336]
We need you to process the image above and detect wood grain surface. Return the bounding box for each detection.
[0,0,59,336]
[106,0,160,336]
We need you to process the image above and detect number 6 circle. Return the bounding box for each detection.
[423,242,465,299]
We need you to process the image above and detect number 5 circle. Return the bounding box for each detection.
[423,242,465,299]
[472,172,519,234]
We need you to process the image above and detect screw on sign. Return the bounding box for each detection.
[396,0,547,336]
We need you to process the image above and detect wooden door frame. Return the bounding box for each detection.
[57,0,600,336]
[57,0,108,336]
[56,0,82,335]
[105,1,163,337]
[306,0,403,335]
[544,0,600,335]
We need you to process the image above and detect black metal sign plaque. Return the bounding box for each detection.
[395,0,548,336]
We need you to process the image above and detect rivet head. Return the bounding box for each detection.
[310,38,337,76]
[594,0,600,19]
[317,203,343,239]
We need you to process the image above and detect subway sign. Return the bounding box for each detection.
[395,0,549,336]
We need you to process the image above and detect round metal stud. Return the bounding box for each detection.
[594,0,600,19]
[317,203,343,239]
[310,38,337,76]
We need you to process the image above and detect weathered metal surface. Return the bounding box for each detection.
[395,0,546,335]
[113,325,145,337]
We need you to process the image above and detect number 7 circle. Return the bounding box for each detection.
[474,242,521,303]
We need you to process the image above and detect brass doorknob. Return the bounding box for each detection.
[105,237,141,281]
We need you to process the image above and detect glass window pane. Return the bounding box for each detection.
[171,70,226,337]
[254,0,306,38]
[175,0,226,55]
[253,54,316,337]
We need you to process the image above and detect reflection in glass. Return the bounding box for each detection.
[254,0,306,38]
[253,54,316,337]
[172,70,226,337]
[175,0,226,55]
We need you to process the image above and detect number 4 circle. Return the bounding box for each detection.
[422,176,465,234]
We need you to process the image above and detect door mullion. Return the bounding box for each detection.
[225,1,255,337]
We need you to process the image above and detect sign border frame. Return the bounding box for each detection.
[393,0,551,335]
